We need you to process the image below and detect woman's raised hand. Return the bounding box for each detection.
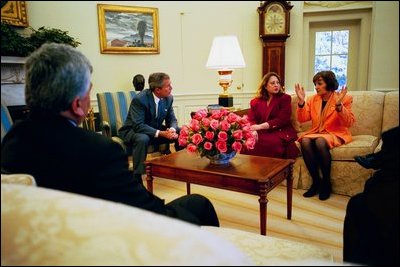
[295,83,305,104]
[334,85,348,105]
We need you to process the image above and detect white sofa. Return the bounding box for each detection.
[1,174,334,265]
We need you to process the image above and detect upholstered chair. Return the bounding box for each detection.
[96,91,168,167]
[1,100,13,143]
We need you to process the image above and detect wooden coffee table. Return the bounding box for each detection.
[145,150,294,235]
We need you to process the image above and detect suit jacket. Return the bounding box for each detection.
[297,93,355,146]
[1,112,166,214]
[119,89,178,143]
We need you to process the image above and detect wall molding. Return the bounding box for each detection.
[90,91,255,125]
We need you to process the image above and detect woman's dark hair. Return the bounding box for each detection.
[312,70,339,91]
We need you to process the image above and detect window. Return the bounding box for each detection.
[314,30,349,87]
[303,9,372,91]
[310,21,359,90]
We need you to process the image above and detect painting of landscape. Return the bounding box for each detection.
[97,4,159,54]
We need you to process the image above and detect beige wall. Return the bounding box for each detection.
[369,1,399,91]
[25,1,262,99]
[25,1,398,102]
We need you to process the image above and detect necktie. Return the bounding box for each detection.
[157,99,163,119]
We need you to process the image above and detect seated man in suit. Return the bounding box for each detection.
[119,72,181,177]
[343,126,399,265]
[1,43,219,227]
[132,74,145,92]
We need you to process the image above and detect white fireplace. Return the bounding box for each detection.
[1,56,26,106]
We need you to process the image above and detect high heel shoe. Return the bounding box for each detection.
[303,182,320,198]
[319,180,332,200]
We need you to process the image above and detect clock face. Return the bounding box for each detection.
[264,4,286,35]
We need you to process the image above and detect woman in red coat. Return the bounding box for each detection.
[242,72,299,159]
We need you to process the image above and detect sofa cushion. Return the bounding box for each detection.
[349,91,385,137]
[331,135,379,160]
[1,184,252,266]
[203,226,333,265]
[289,94,302,132]
[382,91,399,133]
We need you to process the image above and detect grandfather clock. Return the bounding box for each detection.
[257,1,293,87]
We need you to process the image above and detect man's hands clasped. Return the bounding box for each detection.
[159,128,178,140]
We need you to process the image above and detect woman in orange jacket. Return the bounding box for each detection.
[295,71,355,200]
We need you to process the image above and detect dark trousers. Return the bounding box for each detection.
[344,192,399,265]
[131,131,180,175]
[166,194,220,227]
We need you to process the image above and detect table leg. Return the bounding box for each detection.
[259,184,268,235]
[286,164,294,220]
[146,165,153,193]
[186,182,191,195]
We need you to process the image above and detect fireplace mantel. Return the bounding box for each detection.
[1,55,27,121]
[1,56,27,84]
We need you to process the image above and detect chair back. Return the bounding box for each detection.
[1,100,13,143]
[97,91,136,136]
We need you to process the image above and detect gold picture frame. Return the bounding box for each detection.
[1,1,28,27]
[97,4,160,54]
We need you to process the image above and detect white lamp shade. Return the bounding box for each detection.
[206,35,246,70]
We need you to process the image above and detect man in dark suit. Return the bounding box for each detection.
[1,43,219,227]
[119,72,180,176]
[343,126,399,265]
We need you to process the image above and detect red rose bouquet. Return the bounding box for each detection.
[178,109,256,158]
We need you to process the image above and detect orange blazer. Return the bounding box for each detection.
[297,93,355,147]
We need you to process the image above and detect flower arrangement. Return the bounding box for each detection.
[178,109,256,159]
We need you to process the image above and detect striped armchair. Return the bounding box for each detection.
[97,91,137,138]
[1,100,13,143]
[96,91,168,155]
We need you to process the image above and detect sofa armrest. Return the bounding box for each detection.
[374,139,383,153]
[1,174,36,186]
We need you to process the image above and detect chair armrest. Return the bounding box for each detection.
[100,121,111,137]
[233,108,249,117]
[111,136,127,152]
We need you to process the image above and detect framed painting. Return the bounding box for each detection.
[1,1,28,27]
[97,4,160,54]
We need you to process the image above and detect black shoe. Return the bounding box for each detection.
[303,182,320,198]
[319,181,331,201]
[354,154,379,169]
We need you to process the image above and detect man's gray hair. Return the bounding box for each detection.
[148,72,169,91]
[25,43,93,113]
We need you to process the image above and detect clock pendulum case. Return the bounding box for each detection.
[257,1,293,87]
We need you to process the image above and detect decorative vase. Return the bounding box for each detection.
[206,151,237,165]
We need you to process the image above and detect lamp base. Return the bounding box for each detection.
[218,94,233,107]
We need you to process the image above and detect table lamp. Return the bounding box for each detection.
[206,35,246,107]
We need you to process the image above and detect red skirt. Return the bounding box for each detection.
[241,131,299,159]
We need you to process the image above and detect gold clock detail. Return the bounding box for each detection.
[264,4,286,35]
